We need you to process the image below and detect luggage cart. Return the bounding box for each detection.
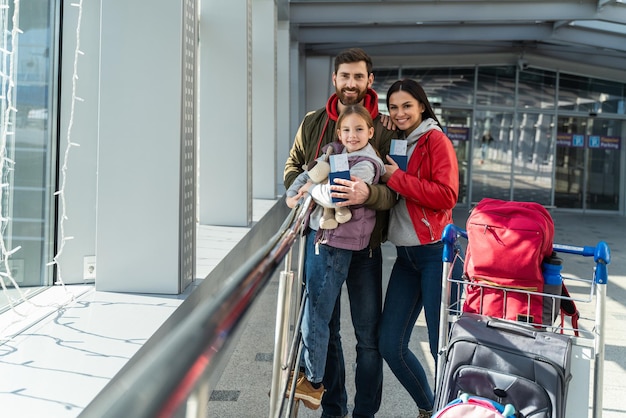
[437,223,610,418]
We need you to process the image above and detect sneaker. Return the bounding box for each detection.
[293,376,325,410]
[418,408,433,418]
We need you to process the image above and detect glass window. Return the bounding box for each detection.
[511,112,555,206]
[471,111,515,203]
[2,0,55,300]
[558,73,626,115]
[371,68,400,113]
[375,64,623,213]
[518,69,557,110]
[401,68,475,108]
[440,108,472,205]
[476,66,516,108]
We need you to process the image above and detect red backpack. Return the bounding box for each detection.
[462,198,554,325]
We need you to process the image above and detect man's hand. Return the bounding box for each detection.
[380,113,396,131]
[330,176,370,206]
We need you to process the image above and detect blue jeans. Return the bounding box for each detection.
[302,232,353,384]
[303,230,383,418]
[378,242,450,411]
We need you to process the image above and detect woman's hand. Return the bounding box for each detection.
[382,155,400,183]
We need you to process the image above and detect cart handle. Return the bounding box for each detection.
[441,224,611,285]
[553,242,611,284]
[441,224,466,263]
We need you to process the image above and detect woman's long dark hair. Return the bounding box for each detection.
[386,79,442,129]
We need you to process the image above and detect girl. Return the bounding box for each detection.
[285,104,385,410]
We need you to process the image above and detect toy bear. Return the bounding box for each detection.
[305,146,352,230]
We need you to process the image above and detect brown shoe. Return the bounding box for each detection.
[284,370,304,395]
[418,408,433,418]
[293,376,325,410]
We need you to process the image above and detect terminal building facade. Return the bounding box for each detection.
[1,0,626,294]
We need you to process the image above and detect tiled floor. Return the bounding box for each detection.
[0,199,277,418]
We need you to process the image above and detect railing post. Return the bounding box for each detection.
[269,251,295,418]
[592,241,610,418]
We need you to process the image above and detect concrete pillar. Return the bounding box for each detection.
[276,21,290,195]
[252,0,277,199]
[95,0,196,294]
[198,0,251,226]
[305,56,333,112]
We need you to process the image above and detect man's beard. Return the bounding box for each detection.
[338,88,366,105]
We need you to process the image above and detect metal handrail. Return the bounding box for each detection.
[78,196,313,418]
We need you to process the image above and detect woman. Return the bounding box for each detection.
[378,79,460,418]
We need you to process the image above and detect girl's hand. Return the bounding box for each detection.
[285,194,300,209]
[286,181,313,208]
[299,181,313,194]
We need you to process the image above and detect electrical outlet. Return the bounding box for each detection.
[8,259,24,283]
[83,256,96,280]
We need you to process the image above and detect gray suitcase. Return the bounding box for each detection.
[435,313,572,418]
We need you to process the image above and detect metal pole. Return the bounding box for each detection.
[592,282,605,418]
[269,253,295,418]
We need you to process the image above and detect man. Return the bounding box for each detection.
[284,48,396,418]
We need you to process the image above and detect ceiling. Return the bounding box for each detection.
[281,0,626,82]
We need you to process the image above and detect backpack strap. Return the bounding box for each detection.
[559,283,580,336]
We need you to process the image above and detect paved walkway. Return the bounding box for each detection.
[210,207,626,418]
[0,202,624,418]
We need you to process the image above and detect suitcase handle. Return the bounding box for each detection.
[485,318,538,339]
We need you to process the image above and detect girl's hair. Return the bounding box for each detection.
[386,79,442,128]
[336,103,374,131]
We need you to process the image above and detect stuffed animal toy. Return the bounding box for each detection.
[305,146,352,230]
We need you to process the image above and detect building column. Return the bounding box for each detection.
[252,0,277,199]
[95,0,196,294]
[198,0,251,226]
[275,20,290,195]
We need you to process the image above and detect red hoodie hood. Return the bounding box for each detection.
[326,88,380,121]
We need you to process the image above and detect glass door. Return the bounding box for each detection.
[511,112,555,205]
[555,117,622,210]
[440,108,471,206]
[471,110,515,203]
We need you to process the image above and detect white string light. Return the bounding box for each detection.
[51,0,84,291]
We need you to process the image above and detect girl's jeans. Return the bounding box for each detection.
[301,231,353,384]
[302,229,384,418]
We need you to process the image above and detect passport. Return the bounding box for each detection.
[329,153,350,203]
[389,139,408,171]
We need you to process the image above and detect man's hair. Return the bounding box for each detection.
[334,48,373,74]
